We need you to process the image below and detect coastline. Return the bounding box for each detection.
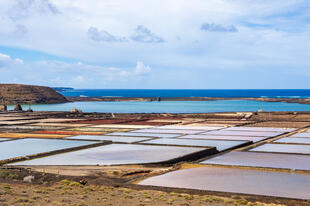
[66,96,310,105]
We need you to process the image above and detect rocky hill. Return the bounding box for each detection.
[0,84,68,104]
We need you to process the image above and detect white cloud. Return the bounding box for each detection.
[0,53,23,68]
[88,27,127,42]
[200,23,238,32]
[88,25,164,44]
[0,0,309,88]
[130,25,164,43]
[0,52,151,88]
[135,61,151,75]
[13,24,28,37]
[8,0,59,21]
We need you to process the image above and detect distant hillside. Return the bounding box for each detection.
[0,84,68,104]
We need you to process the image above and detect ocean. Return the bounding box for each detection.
[58,89,310,98]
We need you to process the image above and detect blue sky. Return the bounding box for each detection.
[0,0,309,89]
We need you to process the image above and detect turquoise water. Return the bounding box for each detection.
[7,100,310,113]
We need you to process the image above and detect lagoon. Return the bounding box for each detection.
[7,100,310,113]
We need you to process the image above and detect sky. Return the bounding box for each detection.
[0,0,309,89]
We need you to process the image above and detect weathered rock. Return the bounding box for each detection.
[0,84,68,104]
[14,104,23,111]
[72,108,82,113]
[23,175,34,183]
[79,179,87,185]
[0,105,7,111]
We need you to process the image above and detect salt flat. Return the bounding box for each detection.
[139,167,310,199]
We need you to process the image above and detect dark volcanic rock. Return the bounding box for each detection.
[14,104,23,111]
[0,84,68,104]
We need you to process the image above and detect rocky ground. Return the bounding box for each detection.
[0,84,68,104]
[0,167,302,206]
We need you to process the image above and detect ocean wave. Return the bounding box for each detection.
[276,96,303,98]
[260,95,306,99]
[101,96,123,97]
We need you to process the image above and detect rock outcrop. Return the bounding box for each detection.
[0,105,7,111]
[14,104,23,111]
[0,84,68,104]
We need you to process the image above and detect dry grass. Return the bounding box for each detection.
[0,182,288,206]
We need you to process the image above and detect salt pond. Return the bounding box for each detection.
[12,144,205,165]
[66,135,151,143]
[0,138,96,160]
[222,127,295,132]
[274,137,310,144]
[139,167,310,199]
[141,138,249,151]
[107,132,180,138]
[201,151,310,171]
[131,128,205,135]
[158,125,224,130]
[0,138,8,142]
[202,130,283,137]
[178,135,267,143]
[250,144,310,155]
[291,133,310,138]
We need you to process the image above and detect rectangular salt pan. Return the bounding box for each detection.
[290,133,310,138]
[0,138,9,142]
[0,138,96,161]
[179,135,267,143]
[37,118,83,123]
[66,135,151,143]
[106,132,180,138]
[202,130,282,137]
[201,151,310,171]
[274,137,310,144]
[141,138,248,151]
[139,167,310,199]
[223,127,294,132]
[31,123,92,127]
[158,125,224,130]
[131,129,205,135]
[250,144,310,155]
[0,121,37,125]
[91,125,154,129]
[11,144,205,165]
[68,127,131,132]
[0,125,65,130]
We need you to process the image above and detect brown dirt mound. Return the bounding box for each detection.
[0,84,68,104]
